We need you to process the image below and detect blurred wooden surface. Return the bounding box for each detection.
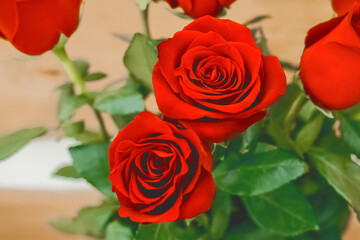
[0,190,102,240]
[0,0,335,134]
[0,189,359,240]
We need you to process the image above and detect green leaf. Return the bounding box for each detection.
[73,59,90,79]
[124,33,158,91]
[238,122,260,154]
[279,60,299,71]
[243,183,319,236]
[105,221,133,240]
[295,114,325,153]
[57,83,91,123]
[113,33,134,42]
[210,190,232,240]
[136,0,151,10]
[266,84,305,157]
[0,126,47,161]
[340,115,360,156]
[244,15,271,26]
[63,121,103,143]
[69,143,115,198]
[213,143,307,196]
[112,114,136,130]
[94,84,144,115]
[309,147,360,213]
[134,223,200,240]
[53,165,81,179]
[309,185,349,230]
[50,201,118,238]
[135,224,162,240]
[225,220,284,240]
[85,72,107,82]
[167,9,192,19]
[299,101,318,122]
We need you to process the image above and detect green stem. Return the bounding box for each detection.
[94,109,110,142]
[53,47,87,94]
[53,47,110,142]
[140,5,151,38]
[284,93,307,133]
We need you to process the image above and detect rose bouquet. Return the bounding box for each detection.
[0,0,360,239]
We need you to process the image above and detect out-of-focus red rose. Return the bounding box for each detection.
[299,3,360,110]
[152,16,286,143]
[165,0,236,19]
[109,112,215,223]
[0,0,82,55]
[332,0,360,15]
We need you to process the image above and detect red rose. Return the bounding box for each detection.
[165,0,236,19]
[299,3,360,110]
[332,0,360,15]
[152,16,286,143]
[109,112,215,223]
[0,0,82,55]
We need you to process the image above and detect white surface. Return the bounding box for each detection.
[0,137,92,190]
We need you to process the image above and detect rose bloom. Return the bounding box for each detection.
[165,0,236,19]
[300,3,360,110]
[332,0,360,15]
[108,112,214,223]
[153,16,286,143]
[0,0,82,55]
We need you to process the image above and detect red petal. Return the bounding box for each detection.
[183,16,258,48]
[179,111,266,143]
[2,0,81,55]
[305,3,360,49]
[300,41,360,110]
[332,0,360,16]
[178,170,215,219]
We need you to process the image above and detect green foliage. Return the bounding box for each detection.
[56,83,91,124]
[210,190,232,240]
[124,33,158,92]
[72,59,89,80]
[225,220,283,240]
[50,201,118,238]
[213,143,307,196]
[134,222,201,240]
[86,72,107,82]
[105,221,133,240]
[69,143,115,198]
[136,0,151,10]
[339,114,360,156]
[63,121,103,143]
[243,183,319,236]
[73,59,107,82]
[53,165,81,179]
[309,147,360,214]
[244,15,271,26]
[112,114,136,130]
[0,126,47,161]
[266,84,305,157]
[237,122,260,154]
[295,113,325,153]
[94,83,145,115]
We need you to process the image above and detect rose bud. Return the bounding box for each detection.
[152,16,286,143]
[165,0,236,19]
[0,0,82,55]
[299,3,360,110]
[332,0,360,16]
[108,112,215,223]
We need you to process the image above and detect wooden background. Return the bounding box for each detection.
[0,0,359,239]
